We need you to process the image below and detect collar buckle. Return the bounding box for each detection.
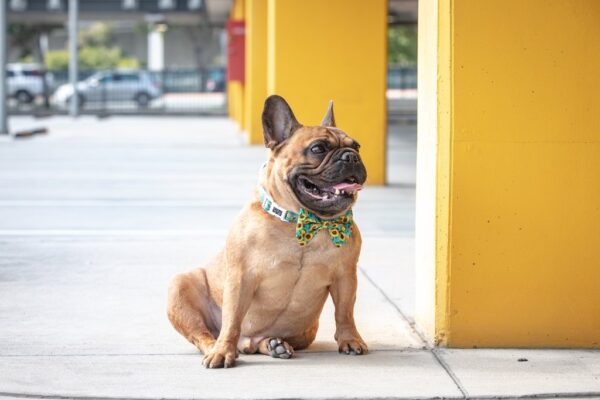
[270,205,288,222]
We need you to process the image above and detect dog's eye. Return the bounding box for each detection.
[310,144,326,154]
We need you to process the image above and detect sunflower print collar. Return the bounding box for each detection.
[259,186,354,247]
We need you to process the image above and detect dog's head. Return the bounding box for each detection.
[261,95,367,218]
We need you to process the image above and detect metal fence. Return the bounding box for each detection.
[7,68,227,116]
[387,66,417,90]
[7,66,417,117]
[387,66,417,118]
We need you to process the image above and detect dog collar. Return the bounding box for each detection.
[258,162,299,223]
[259,186,299,223]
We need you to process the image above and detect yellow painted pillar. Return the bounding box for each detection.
[266,0,387,184]
[416,0,600,348]
[243,0,267,144]
[227,0,245,129]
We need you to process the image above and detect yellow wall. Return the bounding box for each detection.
[266,0,387,184]
[229,82,245,128]
[244,0,268,145]
[415,0,442,343]
[422,0,600,347]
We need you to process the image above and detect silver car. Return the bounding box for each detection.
[8,63,54,104]
[53,70,162,109]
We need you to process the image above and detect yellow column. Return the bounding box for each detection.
[266,0,387,184]
[243,0,267,144]
[227,0,245,129]
[417,0,600,348]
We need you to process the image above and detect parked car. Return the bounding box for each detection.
[7,63,54,104]
[52,70,162,109]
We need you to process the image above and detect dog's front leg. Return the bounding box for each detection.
[202,262,257,368]
[329,266,368,355]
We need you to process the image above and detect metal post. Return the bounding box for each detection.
[68,0,79,117]
[0,0,9,134]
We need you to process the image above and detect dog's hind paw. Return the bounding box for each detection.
[266,337,294,359]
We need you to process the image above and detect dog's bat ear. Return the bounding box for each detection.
[262,95,302,149]
[320,100,336,127]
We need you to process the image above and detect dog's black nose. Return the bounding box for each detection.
[340,150,360,163]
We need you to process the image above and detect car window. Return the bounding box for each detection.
[114,73,140,82]
[23,70,42,77]
[6,71,15,78]
[97,74,112,83]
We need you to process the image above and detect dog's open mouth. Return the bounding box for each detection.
[298,176,363,202]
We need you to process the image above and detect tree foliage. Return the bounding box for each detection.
[388,25,417,66]
[44,50,69,70]
[42,22,141,70]
[78,22,114,48]
[45,47,141,70]
[9,23,62,62]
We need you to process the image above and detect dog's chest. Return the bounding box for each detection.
[259,255,332,298]
[241,224,356,335]
[254,239,339,309]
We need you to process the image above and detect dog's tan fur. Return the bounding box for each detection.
[167,96,367,368]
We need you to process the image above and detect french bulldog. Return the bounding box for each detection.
[167,95,367,368]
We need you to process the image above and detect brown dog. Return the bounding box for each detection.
[167,95,368,368]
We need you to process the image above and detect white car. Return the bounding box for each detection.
[53,70,162,109]
[7,64,54,104]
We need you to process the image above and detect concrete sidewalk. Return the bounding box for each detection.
[0,116,598,400]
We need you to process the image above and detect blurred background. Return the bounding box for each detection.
[4,0,416,117]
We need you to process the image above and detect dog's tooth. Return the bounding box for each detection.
[334,188,340,195]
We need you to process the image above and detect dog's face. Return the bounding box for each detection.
[262,95,367,218]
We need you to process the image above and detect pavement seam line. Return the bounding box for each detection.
[430,348,469,399]
[358,267,469,399]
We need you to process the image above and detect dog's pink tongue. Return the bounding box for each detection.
[332,182,363,192]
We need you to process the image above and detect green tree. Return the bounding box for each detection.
[44,50,69,70]
[78,22,114,48]
[44,22,141,70]
[79,46,122,70]
[9,23,62,62]
[388,25,417,66]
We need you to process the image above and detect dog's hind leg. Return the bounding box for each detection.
[167,268,219,355]
[285,319,319,351]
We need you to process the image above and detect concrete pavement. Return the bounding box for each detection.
[0,116,598,400]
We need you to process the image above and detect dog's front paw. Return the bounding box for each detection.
[337,336,368,355]
[202,342,238,368]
